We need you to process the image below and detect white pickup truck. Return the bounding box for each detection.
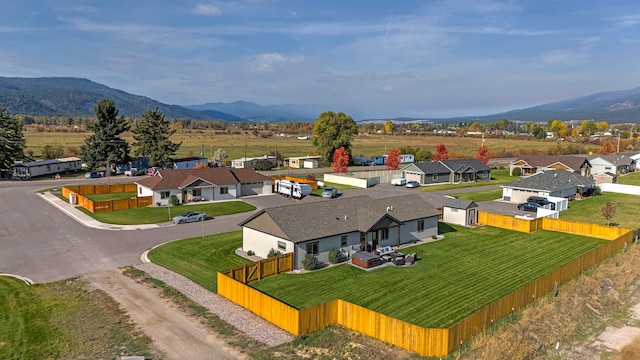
[391,178,406,186]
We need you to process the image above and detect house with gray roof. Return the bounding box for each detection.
[442,198,478,227]
[400,159,491,185]
[501,170,594,203]
[509,154,591,177]
[239,195,440,269]
[136,167,272,205]
[588,152,638,176]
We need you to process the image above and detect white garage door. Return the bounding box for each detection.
[405,172,421,183]
[241,182,263,196]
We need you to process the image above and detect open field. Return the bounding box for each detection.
[150,225,606,328]
[0,276,155,360]
[617,171,640,186]
[76,201,256,225]
[23,128,599,162]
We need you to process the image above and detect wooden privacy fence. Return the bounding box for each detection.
[272,176,318,190]
[221,253,293,283]
[61,184,152,213]
[217,214,634,357]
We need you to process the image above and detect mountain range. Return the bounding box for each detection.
[1,76,639,124]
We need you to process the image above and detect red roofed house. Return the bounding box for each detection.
[135,168,272,206]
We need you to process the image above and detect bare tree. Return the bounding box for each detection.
[601,201,616,226]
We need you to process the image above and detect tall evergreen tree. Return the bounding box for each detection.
[80,98,130,172]
[0,103,26,170]
[131,107,181,167]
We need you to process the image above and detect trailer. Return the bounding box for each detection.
[274,179,312,199]
[11,157,82,179]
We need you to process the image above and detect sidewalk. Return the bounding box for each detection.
[39,192,161,230]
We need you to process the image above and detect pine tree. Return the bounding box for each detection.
[0,103,25,170]
[132,107,181,167]
[80,98,130,173]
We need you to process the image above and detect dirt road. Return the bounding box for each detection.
[84,269,246,360]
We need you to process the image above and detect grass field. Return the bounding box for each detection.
[83,191,137,201]
[0,276,154,360]
[149,225,606,328]
[147,231,250,292]
[417,169,515,193]
[617,171,640,186]
[23,128,598,163]
[77,201,256,225]
[449,188,504,202]
[560,192,640,230]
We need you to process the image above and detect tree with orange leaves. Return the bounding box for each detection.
[433,144,449,161]
[599,141,614,155]
[385,148,401,170]
[476,145,490,164]
[332,146,349,173]
[193,162,208,169]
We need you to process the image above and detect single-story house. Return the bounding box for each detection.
[231,155,277,169]
[239,195,440,269]
[509,155,591,177]
[135,167,272,205]
[501,170,594,203]
[442,198,478,227]
[284,155,321,169]
[11,157,82,179]
[171,157,209,170]
[400,159,491,185]
[588,153,638,176]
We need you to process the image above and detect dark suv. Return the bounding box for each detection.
[527,196,549,206]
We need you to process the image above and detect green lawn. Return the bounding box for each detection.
[448,188,504,202]
[250,226,605,328]
[83,192,137,201]
[0,277,153,359]
[617,172,640,186]
[78,201,256,225]
[147,230,250,292]
[560,193,640,230]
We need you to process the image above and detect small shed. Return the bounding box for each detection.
[442,198,478,226]
[593,172,617,185]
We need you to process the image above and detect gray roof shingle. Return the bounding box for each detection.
[443,198,477,209]
[502,170,594,192]
[239,195,440,243]
[135,167,270,190]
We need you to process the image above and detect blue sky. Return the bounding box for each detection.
[2,1,640,119]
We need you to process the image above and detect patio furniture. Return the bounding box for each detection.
[389,252,405,265]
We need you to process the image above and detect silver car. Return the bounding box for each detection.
[321,186,338,198]
[172,211,206,224]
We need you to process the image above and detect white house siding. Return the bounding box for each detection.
[296,232,362,269]
[242,228,293,258]
[214,185,238,200]
[502,187,513,202]
[398,217,438,242]
[589,159,615,176]
[137,185,154,197]
[442,207,467,226]
[152,189,183,206]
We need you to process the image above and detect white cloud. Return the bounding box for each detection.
[610,13,640,27]
[192,4,222,16]
[252,53,303,72]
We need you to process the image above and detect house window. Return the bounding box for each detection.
[138,187,142,194]
[306,241,318,255]
[605,166,611,170]
[433,174,438,181]
[220,187,228,194]
[192,189,201,197]
[381,228,389,240]
[160,191,170,199]
[417,219,425,232]
[340,235,348,247]
[277,241,286,251]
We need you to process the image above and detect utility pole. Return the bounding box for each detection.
[617,130,621,153]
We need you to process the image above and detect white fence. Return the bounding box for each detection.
[324,173,379,188]
[599,183,640,196]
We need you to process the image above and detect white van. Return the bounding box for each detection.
[391,178,407,186]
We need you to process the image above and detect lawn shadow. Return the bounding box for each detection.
[438,223,458,234]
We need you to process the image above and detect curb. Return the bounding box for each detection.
[1,273,34,285]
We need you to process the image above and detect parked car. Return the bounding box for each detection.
[391,178,407,186]
[172,211,206,224]
[147,167,162,175]
[125,168,145,176]
[406,181,420,188]
[322,186,338,198]
[84,172,102,178]
[517,202,541,212]
[527,196,550,206]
